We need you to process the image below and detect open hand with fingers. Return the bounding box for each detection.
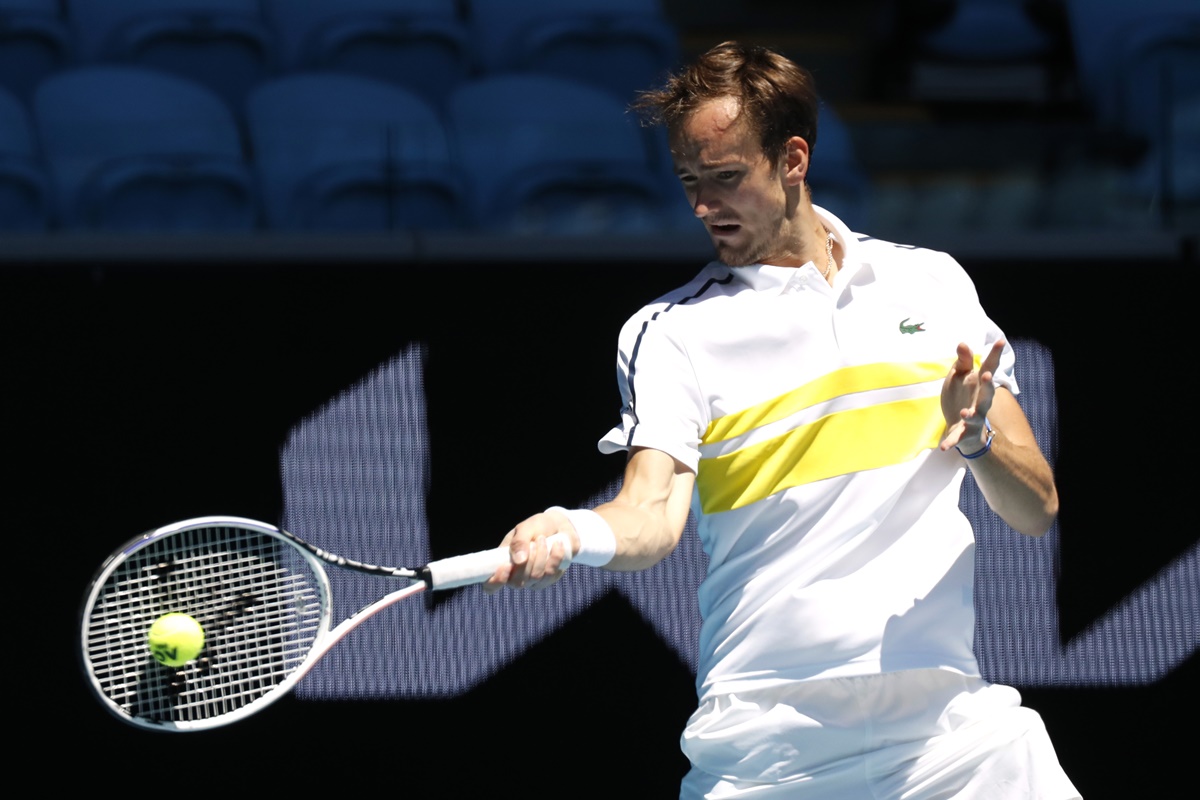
[940,339,1005,455]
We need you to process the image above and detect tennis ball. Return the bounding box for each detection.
[147,612,205,667]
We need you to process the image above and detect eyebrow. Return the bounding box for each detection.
[674,159,744,175]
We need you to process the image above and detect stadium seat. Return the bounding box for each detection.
[467,0,680,102]
[808,101,872,232]
[1064,0,1199,227]
[917,0,1055,61]
[447,74,668,234]
[1065,0,1200,150]
[1126,94,1200,226]
[639,126,705,235]
[263,0,470,110]
[246,73,466,232]
[0,0,73,103]
[64,0,274,109]
[878,0,1069,103]
[0,85,52,230]
[33,66,257,231]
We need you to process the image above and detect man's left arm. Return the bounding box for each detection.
[940,340,1059,537]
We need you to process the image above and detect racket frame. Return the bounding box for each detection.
[81,515,566,731]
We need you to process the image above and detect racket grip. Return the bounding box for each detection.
[425,532,573,590]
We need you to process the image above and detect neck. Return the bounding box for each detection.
[799,205,837,282]
[811,212,839,285]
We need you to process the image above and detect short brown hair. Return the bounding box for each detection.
[631,41,820,167]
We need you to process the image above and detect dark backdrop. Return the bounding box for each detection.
[8,243,1196,797]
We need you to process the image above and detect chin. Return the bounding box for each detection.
[710,238,745,265]
[715,246,759,268]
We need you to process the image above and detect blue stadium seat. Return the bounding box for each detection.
[1065,0,1199,225]
[0,85,52,230]
[1127,94,1200,223]
[64,0,274,109]
[263,0,470,110]
[447,74,668,234]
[917,0,1055,61]
[640,126,706,235]
[0,0,73,103]
[878,0,1068,103]
[246,73,466,232]
[467,0,680,102]
[33,66,257,231]
[1065,0,1200,148]
[808,102,872,232]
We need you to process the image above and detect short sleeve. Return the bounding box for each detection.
[927,250,1019,396]
[597,308,706,473]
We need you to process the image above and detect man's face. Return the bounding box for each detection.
[670,97,804,267]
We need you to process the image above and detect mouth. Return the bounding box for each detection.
[708,222,741,237]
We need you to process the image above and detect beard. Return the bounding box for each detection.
[712,211,792,267]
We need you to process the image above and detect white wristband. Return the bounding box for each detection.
[545,506,616,567]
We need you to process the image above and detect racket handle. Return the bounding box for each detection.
[424,532,573,590]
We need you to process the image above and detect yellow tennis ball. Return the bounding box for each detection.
[147,612,205,667]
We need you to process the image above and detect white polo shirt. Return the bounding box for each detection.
[599,207,1017,701]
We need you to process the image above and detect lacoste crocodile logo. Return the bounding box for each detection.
[899,318,926,334]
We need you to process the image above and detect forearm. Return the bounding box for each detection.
[490,447,694,591]
[557,447,693,571]
[941,346,1058,537]
[957,420,1058,537]
[592,498,686,570]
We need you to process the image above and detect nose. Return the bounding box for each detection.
[689,185,717,219]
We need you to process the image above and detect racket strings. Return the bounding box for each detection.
[84,524,327,725]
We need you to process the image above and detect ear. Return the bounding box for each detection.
[783,136,809,186]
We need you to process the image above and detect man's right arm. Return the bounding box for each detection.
[484,447,695,591]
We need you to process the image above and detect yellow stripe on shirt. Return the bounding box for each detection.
[703,360,962,445]
[697,394,948,514]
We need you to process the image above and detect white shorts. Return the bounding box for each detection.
[679,670,1081,799]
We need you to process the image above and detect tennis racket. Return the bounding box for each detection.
[81,515,570,732]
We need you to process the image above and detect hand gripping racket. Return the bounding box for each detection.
[81,516,569,731]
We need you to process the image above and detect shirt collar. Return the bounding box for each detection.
[725,205,866,294]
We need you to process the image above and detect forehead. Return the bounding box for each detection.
[669,96,762,166]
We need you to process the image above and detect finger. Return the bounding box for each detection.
[524,541,547,589]
[535,534,556,578]
[547,537,568,572]
[940,420,966,451]
[487,533,516,586]
[506,541,533,587]
[510,535,529,566]
[952,342,974,373]
[532,534,570,587]
[981,339,1005,377]
[483,563,513,595]
[508,523,539,567]
[527,535,550,580]
[508,513,560,566]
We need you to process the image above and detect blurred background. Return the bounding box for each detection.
[1,0,1196,245]
[5,1,1197,796]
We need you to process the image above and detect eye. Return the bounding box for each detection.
[716,170,739,181]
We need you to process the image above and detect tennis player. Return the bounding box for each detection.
[486,41,1081,800]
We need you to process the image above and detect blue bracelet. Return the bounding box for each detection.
[956,419,994,459]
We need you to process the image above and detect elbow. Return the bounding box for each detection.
[1022,488,1059,538]
[1046,487,1060,522]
